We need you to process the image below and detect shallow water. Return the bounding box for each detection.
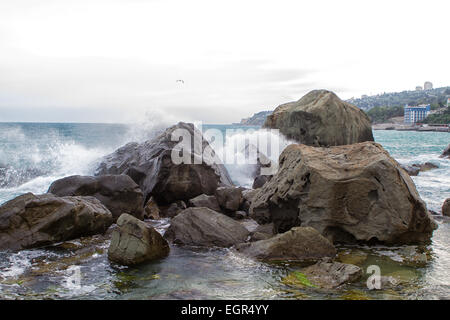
[0,123,449,299]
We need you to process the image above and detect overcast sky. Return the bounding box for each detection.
[0,0,449,123]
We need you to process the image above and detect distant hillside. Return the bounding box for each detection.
[236,86,450,125]
[423,106,450,124]
[347,86,450,110]
[238,110,272,126]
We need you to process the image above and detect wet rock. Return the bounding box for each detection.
[241,189,259,213]
[188,194,221,212]
[95,122,233,204]
[108,213,169,266]
[442,198,450,217]
[48,174,144,221]
[249,223,275,242]
[401,162,439,176]
[164,207,249,247]
[418,162,439,172]
[400,165,420,176]
[0,193,113,251]
[235,227,336,261]
[234,211,247,220]
[250,142,437,244]
[161,201,186,218]
[336,250,368,266]
[397,246,429,266]
[215,186,244,213]
[144,197,160,220]
[252,175,272,189]
[263,90,374,146]
[300,258,363,289]
[440,144,450,159]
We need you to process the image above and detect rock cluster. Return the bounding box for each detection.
[95,122,233,204]
[0,105,439,291]
[0,193,113,250]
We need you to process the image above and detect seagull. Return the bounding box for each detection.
[176,79,185,84]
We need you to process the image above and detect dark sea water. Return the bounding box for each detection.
[0,122,449,299]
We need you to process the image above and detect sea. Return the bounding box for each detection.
[0,122,449,299]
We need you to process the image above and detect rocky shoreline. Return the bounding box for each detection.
[0,90,448,294]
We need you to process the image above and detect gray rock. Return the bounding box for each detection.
[164,207,249,247]
[234,211,247,220]
[300,258,362,289]
[241,189,259,213]
[402,162,439,176]
[442,198,450,217]
[161,201,186,218]
[252,175,272,189]
[440,144,450,159]
[263,90,374,146]
[0,193,113,251]
[108,213,169,266]
[401,165,420,176]
[188,194,221,212]
[215,186,243,213]
[95,122,233,204]
[48,174,144,221]
[235,226,336,261]
[250,142,437,244]
[249,223,275,242]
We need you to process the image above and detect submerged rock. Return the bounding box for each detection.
[95,122,233,204]
[188,194,221,212]
[263,90,374,146]
[108,213,169,266]
[0,193,113,250]
[336,250,368,266]
[440,144,450,159]
[298,258,362,289]
[164,207,249,247]
[235,227,336,261]
[48,174,144,221]
[401,162,439,176]
[442,198,450,217]
[400,165,420,176]
[250,142,437,244]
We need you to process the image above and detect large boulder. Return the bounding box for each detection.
[440,144,450,159]
[48,175,144,221]
[235,226,336,261]
[443,199,450,217]
[95,122,233,204]
[164,207,249,247]
[0,193,113,251]
[263,90,374,146]
[250,142,437,244]
[108,213,169,266]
